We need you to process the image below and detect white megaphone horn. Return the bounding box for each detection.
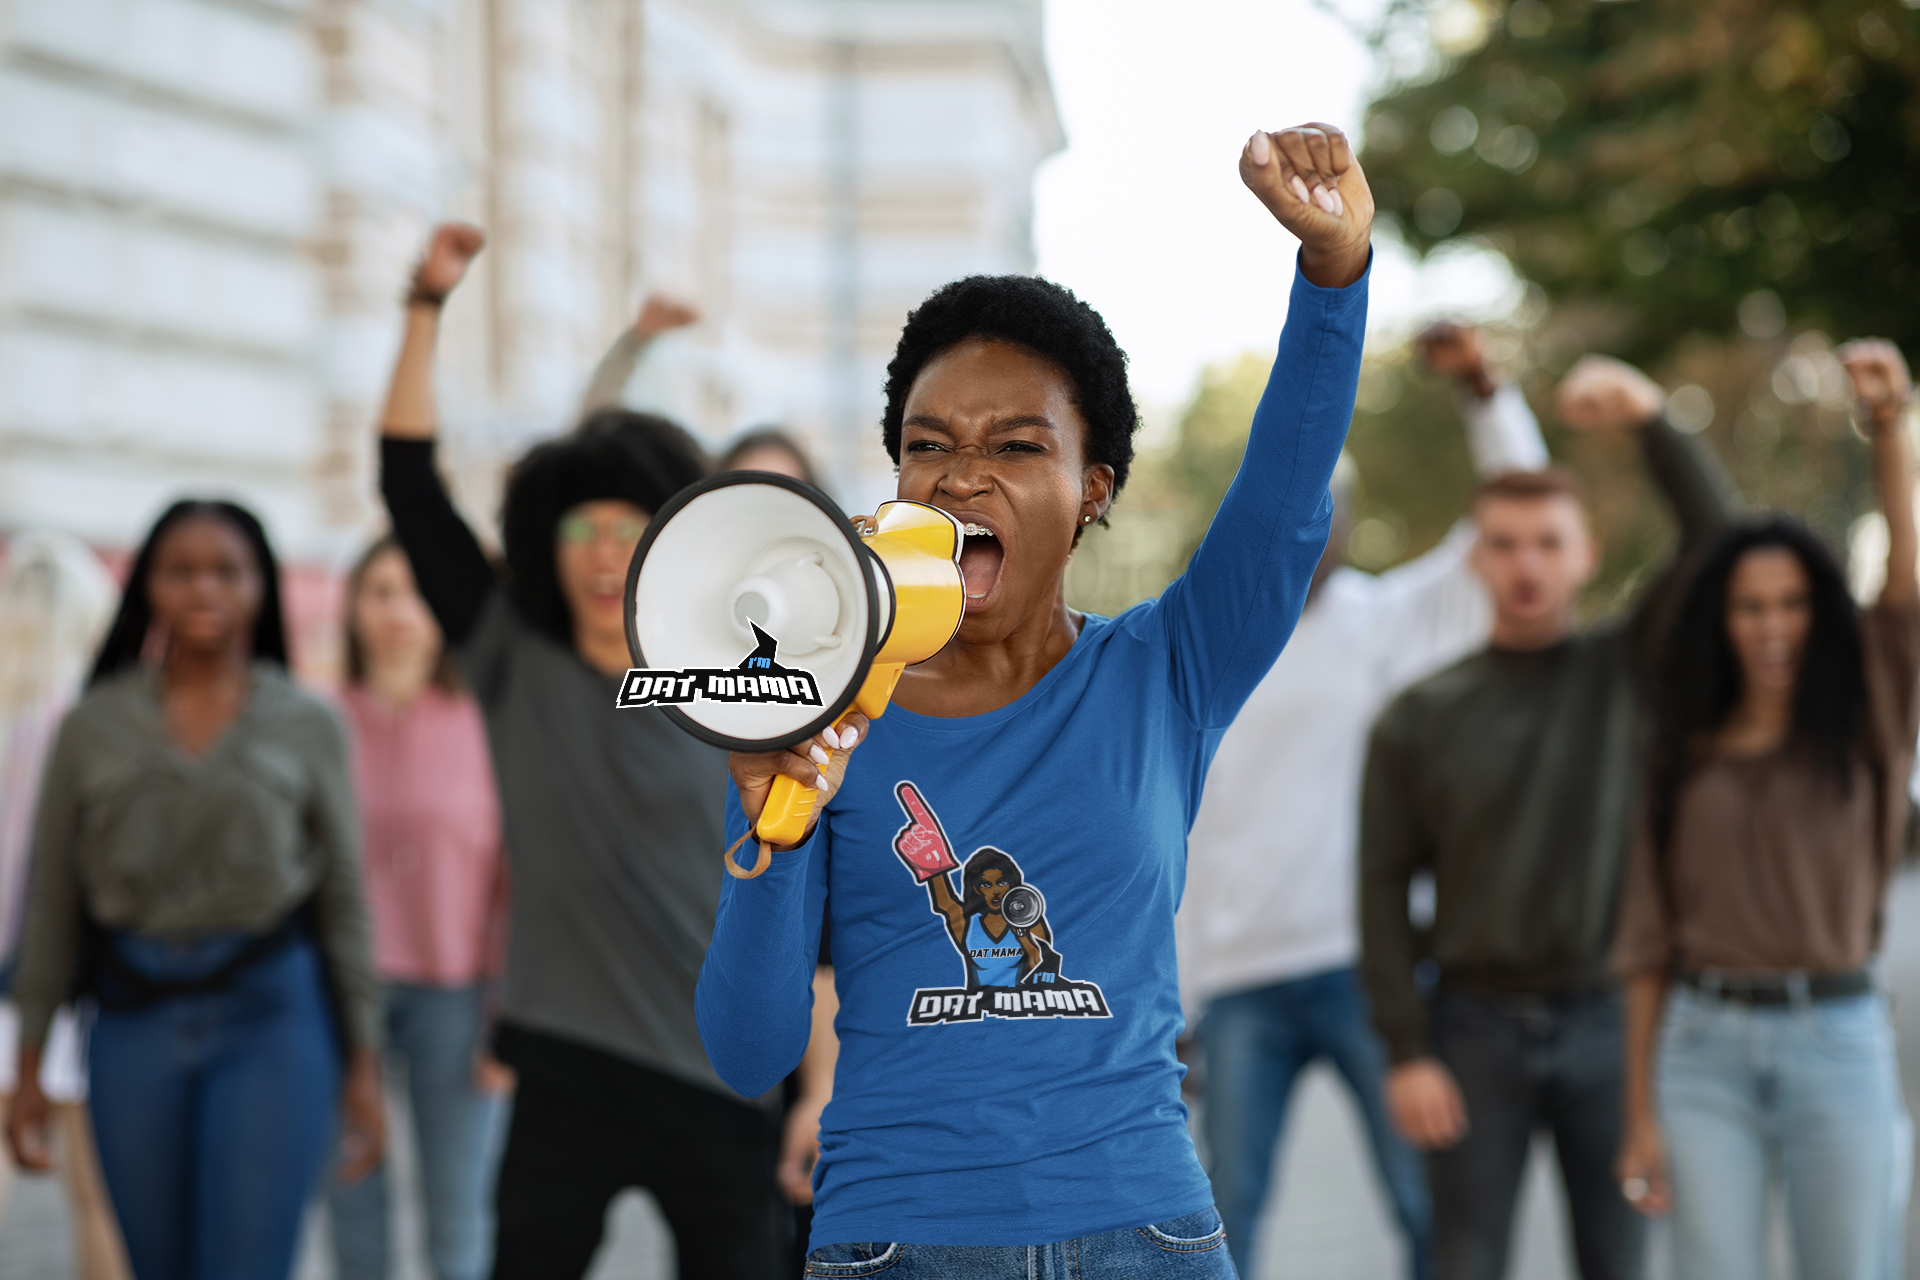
[622,473,966,872]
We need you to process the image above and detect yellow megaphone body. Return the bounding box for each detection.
[621,473,965,868]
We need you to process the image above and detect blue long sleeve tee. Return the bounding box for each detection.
[696,259,1369,1248]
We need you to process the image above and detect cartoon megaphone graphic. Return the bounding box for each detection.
[622,472,965,864]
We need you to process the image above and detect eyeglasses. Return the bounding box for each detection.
[558,514,649,547]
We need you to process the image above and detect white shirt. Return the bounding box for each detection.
[1178,385,1549,1012]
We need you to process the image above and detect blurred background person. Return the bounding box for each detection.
[1360,358,1736,1280]
[326,535,510,1280]
[720,428,822,487]
[377,224,784,1280]
[1181,321,1547,1280]
[5,500,384,1280]
[710,429,840,1277]
[0,531,127,1280]
[579,295,701,420]
[1614,339,1918,1280]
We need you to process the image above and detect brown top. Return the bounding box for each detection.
[1612,596,1920,978]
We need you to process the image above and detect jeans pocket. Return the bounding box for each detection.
[1136,1208,1227,1252]
[1807,995,1890,1062]
[805,1242,902,1276]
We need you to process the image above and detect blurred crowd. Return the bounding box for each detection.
[0,205,1916,1280]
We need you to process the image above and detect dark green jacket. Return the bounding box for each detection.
[1359,419,1735,1064]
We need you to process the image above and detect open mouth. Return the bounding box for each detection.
[958,523,1005,607]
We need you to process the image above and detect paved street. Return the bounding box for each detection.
[11,870,1920,1278]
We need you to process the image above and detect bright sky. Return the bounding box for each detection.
[1033,0,1523,420]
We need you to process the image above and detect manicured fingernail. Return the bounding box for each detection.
[1290,175,1311,204]
[1312,185,1335,213]
[810,745,829,765]
[1249,131,1270,166]
[842,727,859,748]
[822,726,842,750]
[1329,189,1344,217]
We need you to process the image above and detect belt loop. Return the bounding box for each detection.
[1787,970,1812,1012]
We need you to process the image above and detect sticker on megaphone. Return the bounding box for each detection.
[616,623,824,709]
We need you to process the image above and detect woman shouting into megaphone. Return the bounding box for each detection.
[699,123,1373,1279]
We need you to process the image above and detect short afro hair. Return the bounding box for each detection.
[501,408,709,644]
[881,275,1139,498]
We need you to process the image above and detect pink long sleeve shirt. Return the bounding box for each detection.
[341,686,505,988]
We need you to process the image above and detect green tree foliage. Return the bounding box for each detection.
[1068,0,1916,620]
[1360,0,1920,363]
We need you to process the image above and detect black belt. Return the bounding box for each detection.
[1677,968,1872,1005]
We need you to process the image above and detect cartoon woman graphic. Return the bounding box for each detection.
[892,783,1060,989]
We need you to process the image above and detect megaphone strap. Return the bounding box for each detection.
[723,828,775,880]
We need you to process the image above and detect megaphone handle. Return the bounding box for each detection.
[756,772,824,850]
[751,661,910,852]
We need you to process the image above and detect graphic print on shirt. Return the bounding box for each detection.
[891,781,1111,1026]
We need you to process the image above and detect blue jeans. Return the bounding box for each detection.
[1202,967,1432,1280]
[1658,986,1911,1280]
[327,983,507,1280]
[88,930,341,1280]
[1427,990,1642,1280]
[803,1208,1236,1277]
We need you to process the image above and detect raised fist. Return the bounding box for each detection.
[1836,339,1913,430]
[1418,320,1496,392]
[892,782,960,883]
[413,223,486,300]
[636,294,700,337]
[1556,355,1665,433]
[1240,122,1374,290]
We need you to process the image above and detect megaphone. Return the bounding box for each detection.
[622,472,966,868]
[1000,885,1045,930]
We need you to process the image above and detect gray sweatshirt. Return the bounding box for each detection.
[382,438,739,1098]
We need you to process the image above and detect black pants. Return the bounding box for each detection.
[491,1025,784,1280]
[1427,990,1645,1280]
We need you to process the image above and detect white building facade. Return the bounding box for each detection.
[0,0,1060,668]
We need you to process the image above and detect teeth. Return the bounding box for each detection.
[963,524,995,538]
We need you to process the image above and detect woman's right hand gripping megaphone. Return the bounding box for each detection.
[731,711,872,849]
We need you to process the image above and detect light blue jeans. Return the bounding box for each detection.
[1658,986,1912,1280]
[1202,968,1431,1280]
[804,1208,1236,1277]
[327,983,508,1280]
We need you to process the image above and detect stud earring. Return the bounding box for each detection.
[1083,514,1093,524]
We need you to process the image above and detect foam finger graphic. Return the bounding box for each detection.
[892,781,960,882]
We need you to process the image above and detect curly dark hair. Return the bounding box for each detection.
[1647,517,1868,856]
[92,500,288,685]
[501,408,710,644]
[881,276,1139,509]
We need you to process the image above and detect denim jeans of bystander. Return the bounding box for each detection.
[328,982,508,1280]
[1658,986,1911,1280]
[1202,967,1432,1280]
[1426,990,1643,1280]
[88,931,341,1280]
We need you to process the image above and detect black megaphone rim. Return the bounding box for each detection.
[623,470,883,752]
